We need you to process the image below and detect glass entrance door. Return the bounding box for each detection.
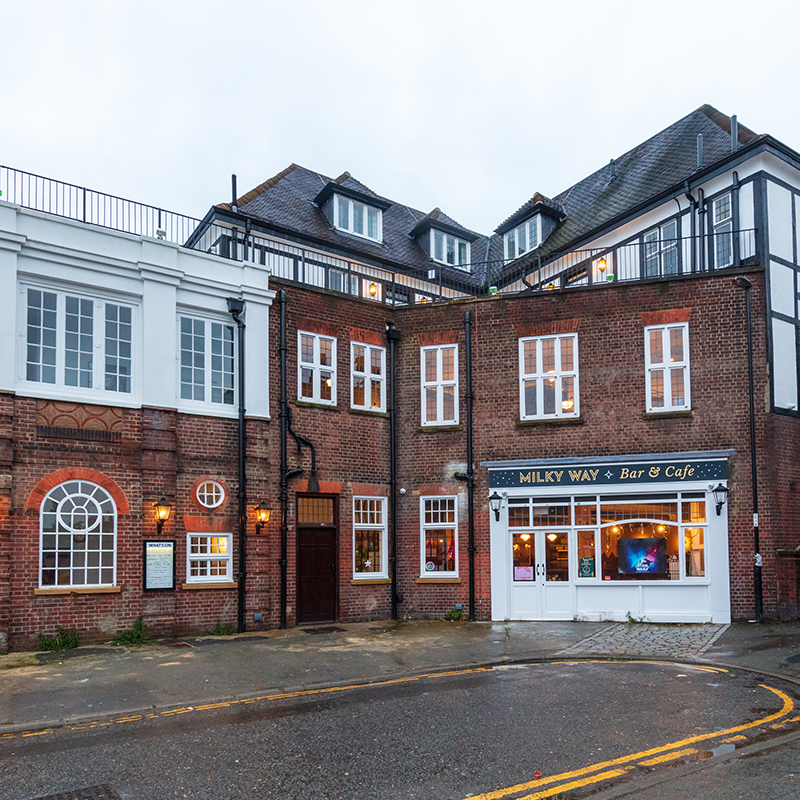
[510,530,572,619]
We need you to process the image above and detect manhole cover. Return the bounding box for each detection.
[302,626,346,635]
[31,786,121,800]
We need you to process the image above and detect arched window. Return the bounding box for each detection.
[40,480,117,587]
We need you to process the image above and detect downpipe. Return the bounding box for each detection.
[386,323,402,619]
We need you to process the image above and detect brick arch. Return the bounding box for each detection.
[26,468,130,514]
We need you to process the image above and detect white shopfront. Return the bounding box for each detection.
[487,451,733,624]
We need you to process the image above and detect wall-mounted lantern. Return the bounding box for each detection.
[255,501,272,534]
[154,497,172,534]
[712,483,729,516]
[489,491,502,522]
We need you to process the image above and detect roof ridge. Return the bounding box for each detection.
[217,163,302,211]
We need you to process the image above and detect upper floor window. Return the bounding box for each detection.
[179,316,235,407]
[519,334,579,419]
[196,480,225,509]
[712,194,733,269]
[353,496,388,579]
[351,342,385,412]
[40,480,116,588]
[23,287,133,396]
[504,215,541,261]
[421,344,458,426]
[643,219,678,278]
[299,331,337,405]
[431,229,470,269]
[645,323,690,412]
[334,194,382,242]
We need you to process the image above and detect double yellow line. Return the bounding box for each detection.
[466,682,795,800]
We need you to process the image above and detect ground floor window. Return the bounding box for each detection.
[187,533,232,582]
[353,497,387,578]
[40,480,116,587]
[421,496,457,575]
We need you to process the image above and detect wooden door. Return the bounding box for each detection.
[296,495,338,624]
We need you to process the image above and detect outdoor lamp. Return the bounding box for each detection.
[255,501,271,534]
[489,491,502,521]
[154,497,172,534]
[712,483,729,516]
[598,257,607,272]
[368,282,378,297]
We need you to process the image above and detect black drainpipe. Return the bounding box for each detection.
[279,290,289,629]
[455,310,476,621]
[698,188,706,272]
[227,297,247,634]
[386,323,402,620]
[684,181,697,273]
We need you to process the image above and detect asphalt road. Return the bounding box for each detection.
[2,660,799,800]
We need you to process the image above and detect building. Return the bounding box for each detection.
[1,104,799,651]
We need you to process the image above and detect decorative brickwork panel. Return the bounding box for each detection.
[36,400,124,432]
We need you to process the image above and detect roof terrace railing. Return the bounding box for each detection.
[2,165,759,306]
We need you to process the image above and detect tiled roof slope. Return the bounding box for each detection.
[526,105,759,256]
[222,164,489,283]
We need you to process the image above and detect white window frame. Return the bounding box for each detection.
[298,331,337,405]
[39,480,117,589]
[353,496,388,579]
[20,283,137,401]
[186,532,232,584]
[333,193,383,242]
[430,229,471,270]
[712,193,733,269]
[645,323,691,412]
[420,496,458,577]
[642,219,679,277]
[421,344,459,426]
[519,334,579,420]
[504,215,541,261]
[178,314,237,410]
[196,480,225,509]
[350,341,386,412]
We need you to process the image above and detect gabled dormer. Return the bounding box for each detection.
[314,177,391,244]
[409,208,480,271]
[495,193,565,262]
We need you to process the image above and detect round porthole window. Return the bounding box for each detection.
[196,480,225,509]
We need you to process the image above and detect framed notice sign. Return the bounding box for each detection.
[143,540,176,591]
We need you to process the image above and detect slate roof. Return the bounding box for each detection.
[214,105,763,289]
[217,164,490,286]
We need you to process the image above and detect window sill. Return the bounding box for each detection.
[182,581,238,590]
[418,424,462,433]
[517,416,584,428]
[35,586,122,596]
[293,400,340,411]
[416,577,461,584]
[348,407,390,418]
[643,410,694,420]
[351,578,392,585]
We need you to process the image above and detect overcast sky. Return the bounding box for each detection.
[1,0,798,234]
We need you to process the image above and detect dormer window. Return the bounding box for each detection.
[505,215,541,261]
[431,229,470,269]
[333,194,382,242]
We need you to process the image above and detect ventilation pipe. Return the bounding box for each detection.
[231,174,238,214]
[696,134,704,170]
[731,115,739,153]
[684,181,697,273]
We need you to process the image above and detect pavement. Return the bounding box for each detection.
[1,619,799,734]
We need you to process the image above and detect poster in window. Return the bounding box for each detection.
[143,540,176,591]
[617,538,667,575]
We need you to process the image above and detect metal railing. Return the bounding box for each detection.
[2,165,760,307]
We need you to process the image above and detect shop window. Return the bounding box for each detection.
[196,480,225,509]
[179,315,235,407]
[40,480,116,588]
[421,496,457,575]
[353,497,387,579]
[351,342,385,412]
[298,331,337,405]
[421,344,458,426]
[23,286,134,397]
[187,533,232,583]
[519,334,579,419]
[644,323,690,412]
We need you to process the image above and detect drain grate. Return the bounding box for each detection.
[302,626,346,635]
[31,786,121,800]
